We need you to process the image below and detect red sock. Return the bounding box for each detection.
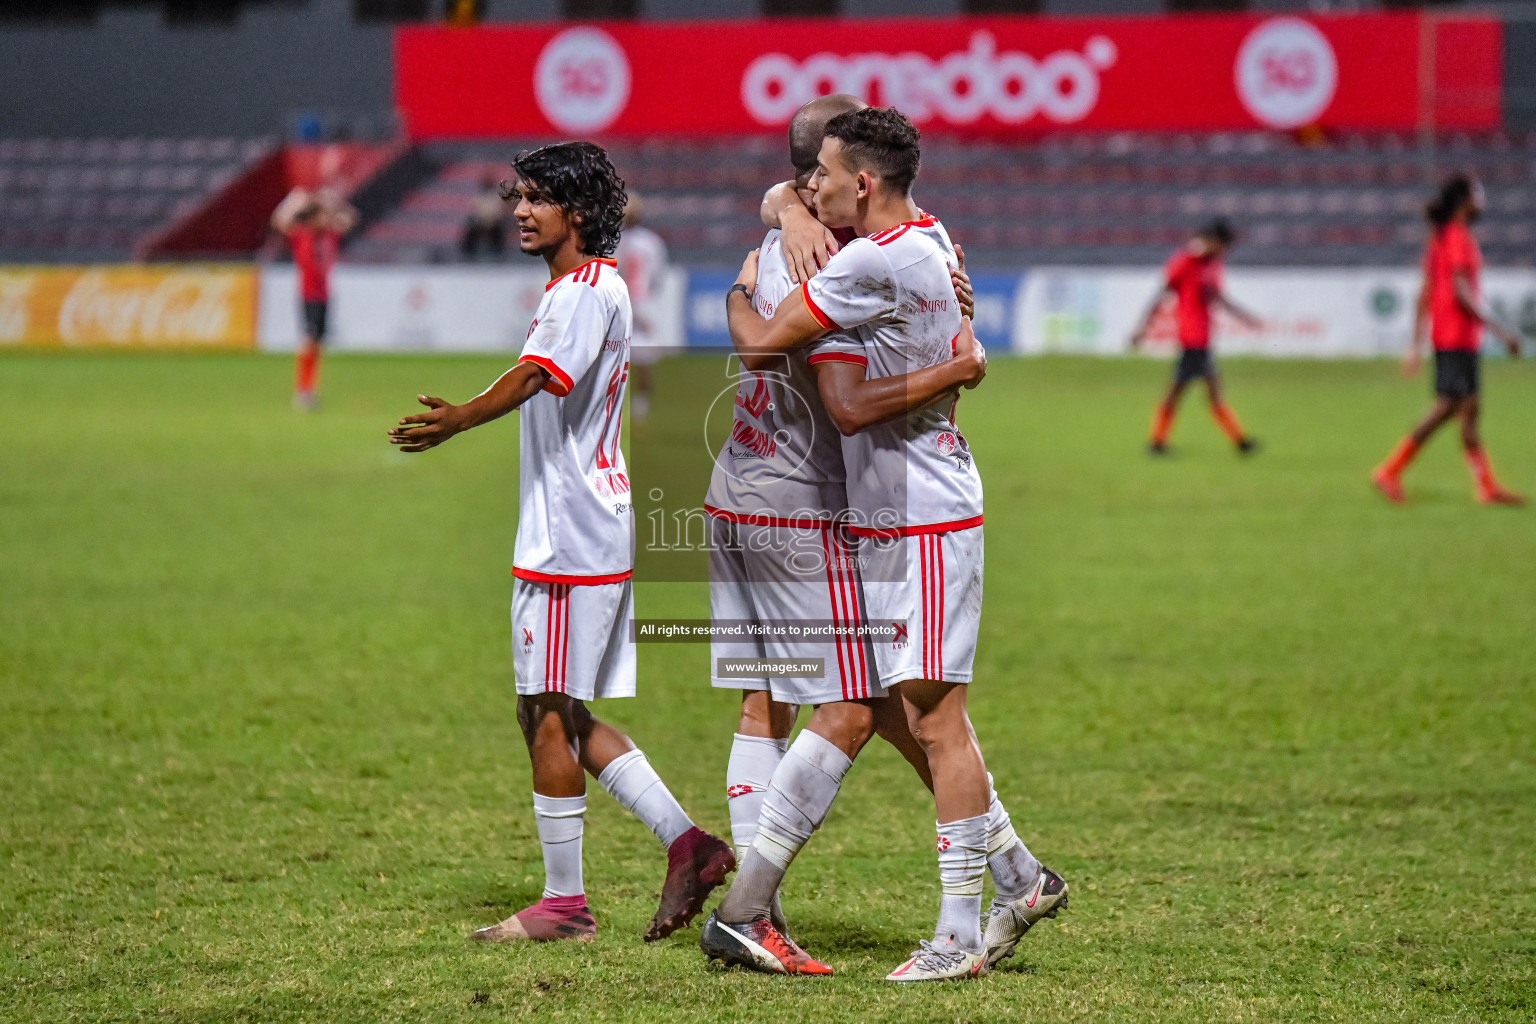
[1210,402,1246,445]
[1377,436,1420,479]
[1464,445,1500,497]
[294,346,319,395]
[1150,403,1175,445]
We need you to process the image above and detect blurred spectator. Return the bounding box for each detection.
[616,194,670,422]
[461,176,507,259]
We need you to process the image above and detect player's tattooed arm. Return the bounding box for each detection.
[812,319,986,437]
[387,362,549,452]
[761,181,839,284]
[726,249,829,371]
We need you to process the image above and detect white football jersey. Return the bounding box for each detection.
[703,228,847,526]
[803,215,983,537]
[513,257,634,582]
[616,225,668,349]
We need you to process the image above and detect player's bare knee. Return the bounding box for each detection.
[516,692,577,746]
[808,702,875,759]
[562,698,598,743]
[738,690,794,740]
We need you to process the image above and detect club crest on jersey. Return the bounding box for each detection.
[936,430,973,468]
[892,622,909,649]
[522,626,535,653]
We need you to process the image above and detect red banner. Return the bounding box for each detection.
[396,13,1500,140]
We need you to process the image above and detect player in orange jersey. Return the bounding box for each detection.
[1373,174,1523,506]
[273,187,355,411]
[1130,219,1263,456]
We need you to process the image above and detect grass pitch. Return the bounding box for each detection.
[2,351,1533,1023]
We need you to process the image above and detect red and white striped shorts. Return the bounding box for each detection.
[860,526,984,686]
[512,578,636,701]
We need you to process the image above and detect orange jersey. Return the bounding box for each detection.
[1164,248,1222,349]
[291,227,339,302]
[1424,222,1482,352]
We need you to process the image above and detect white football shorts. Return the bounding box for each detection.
[860,526,983,686]
[708,515,883,704]
[512,577,636,701]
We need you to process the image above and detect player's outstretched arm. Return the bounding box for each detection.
[727,250,829,371]
[387,361,549,453]
[812,319,986,437]
[761,181,839,283]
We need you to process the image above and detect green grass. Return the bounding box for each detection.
[2,352,1533,1023]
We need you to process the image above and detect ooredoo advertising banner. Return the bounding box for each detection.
[396,13,1499,139]
[0,265,257,348]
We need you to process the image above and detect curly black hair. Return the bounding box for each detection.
[822,106,921,196]
[503,141,627,258]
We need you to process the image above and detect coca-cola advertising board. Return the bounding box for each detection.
[396,13,1499,139]
[0,265,257,348]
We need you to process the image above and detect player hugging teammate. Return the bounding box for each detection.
[698,103,1067,982]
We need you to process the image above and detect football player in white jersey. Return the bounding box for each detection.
[388,142,733,947]
[701,110,1066,982]
[707,95,1053,975]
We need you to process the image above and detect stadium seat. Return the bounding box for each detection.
[0,134,280,262]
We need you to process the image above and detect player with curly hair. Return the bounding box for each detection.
[1373,173,1524,505]
[388,141,734,946]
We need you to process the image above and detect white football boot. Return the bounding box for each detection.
[885,940,987,982]
[983,865,1069,967]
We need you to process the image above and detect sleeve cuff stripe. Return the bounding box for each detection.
[519,354,574,396]
[800,280,840,331]
[807,352,867,366]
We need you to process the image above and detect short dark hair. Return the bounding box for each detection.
[1426,172,1475,227]
[1200,218,1236,246]
[789,94,866,179]
[822,106,921,196]
[504,141,627,258]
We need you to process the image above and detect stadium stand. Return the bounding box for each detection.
[8,130,1533,269]
[348,132,1536,269]
[0,137,277,263]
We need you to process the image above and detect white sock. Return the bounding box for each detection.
[726,733,788,860]
[597,748,694,850]
[719,730,852,922]
[752,730,853,870]
[533,793,585,899]
[935,813,988,953]
[985,774,1041,902]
